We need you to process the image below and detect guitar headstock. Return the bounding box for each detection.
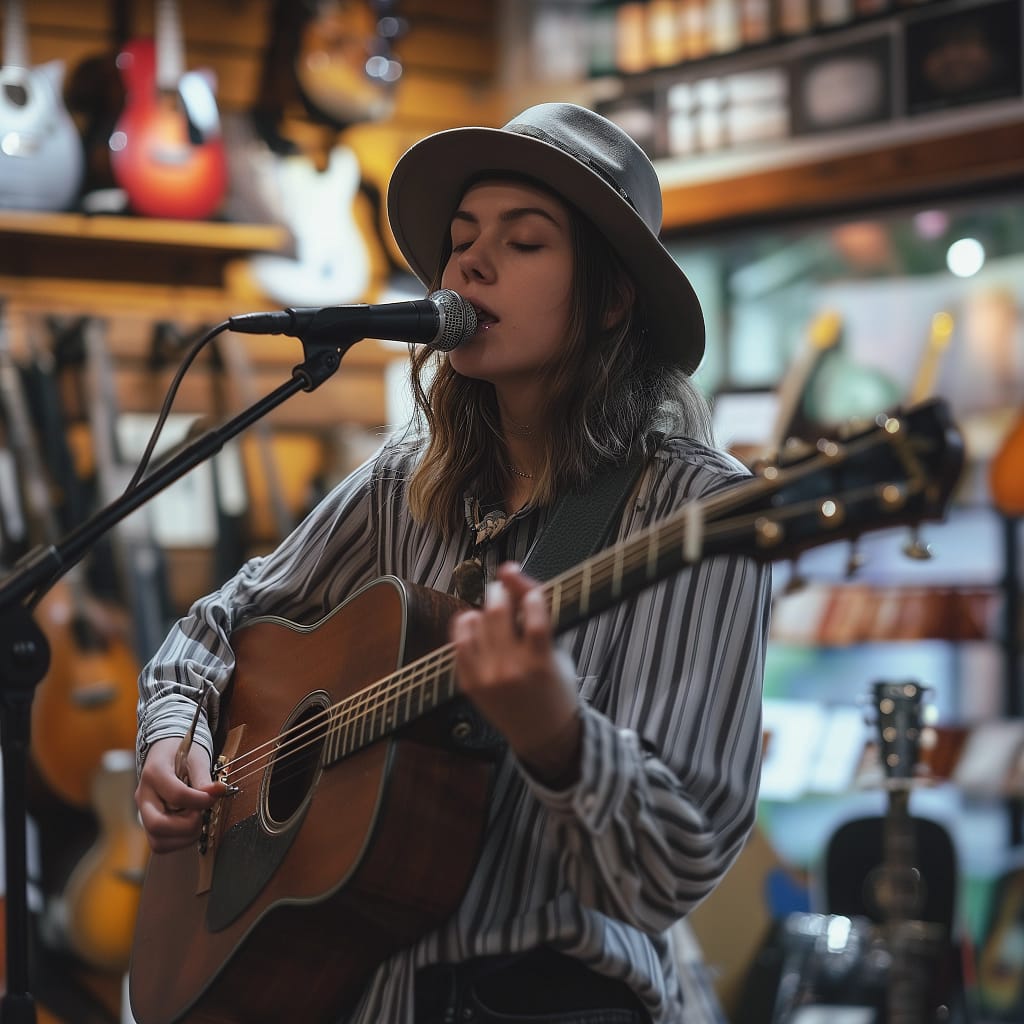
[715,397,965,564]
[871,680,927,783]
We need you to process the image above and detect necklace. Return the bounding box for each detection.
[507,464,534,479]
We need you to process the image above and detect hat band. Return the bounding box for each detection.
[508,124,637,212]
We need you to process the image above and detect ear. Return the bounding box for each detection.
[602,275,637,331]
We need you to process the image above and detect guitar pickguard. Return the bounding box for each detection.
[207,808,306,932]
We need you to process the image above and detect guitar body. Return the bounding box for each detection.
[63,750,151,972]
[30,579,142,809]
[129,577,496,1024]
[0,58,84,211]
[990,409,1024,516]
[111,39,227,219]
[295,0,396,125]
[246,142,372,306]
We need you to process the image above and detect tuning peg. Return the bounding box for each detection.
[845,540,865,577]
[902,525,933,560]
[782,558,808,595]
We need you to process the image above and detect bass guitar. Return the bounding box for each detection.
[129,399,964,1024]
[0,0,84,210]
[110,0,227,219]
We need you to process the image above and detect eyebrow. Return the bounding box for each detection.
[451,206,562,229]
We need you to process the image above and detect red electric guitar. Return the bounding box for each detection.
[110,0,227,219]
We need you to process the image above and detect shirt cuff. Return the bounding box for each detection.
[518,703,638,834]
[137,693,215,772]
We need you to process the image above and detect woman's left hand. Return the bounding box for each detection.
[451,562,583,786]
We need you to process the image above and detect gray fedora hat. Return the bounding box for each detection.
[386,102,705,374]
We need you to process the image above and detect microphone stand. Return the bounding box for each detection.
[0,332,347,1022]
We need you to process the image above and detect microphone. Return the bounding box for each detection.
[227,289,478,351]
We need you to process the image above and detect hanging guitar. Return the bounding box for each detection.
[294,0,404,128]
[129,399,965,1024]
[990,407,1024,516]
[0,313,141,814]
[110,0,227,219]
[0,0,84,210]
[868,680,952,1024]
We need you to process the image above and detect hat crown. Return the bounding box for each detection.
[503,103,663,237]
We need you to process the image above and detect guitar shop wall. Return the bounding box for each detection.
[0,2,499,1022]
[506,1,1024,1020]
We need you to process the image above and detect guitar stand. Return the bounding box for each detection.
[0,328,352,1023]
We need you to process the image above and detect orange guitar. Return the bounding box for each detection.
[990,409,1024,516]
[110,0,227,219]
[129,401,963,1024]
[295,0,401,126]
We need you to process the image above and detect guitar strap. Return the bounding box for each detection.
[520,449,648,583]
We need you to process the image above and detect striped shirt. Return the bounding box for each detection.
[137,434,771,1023]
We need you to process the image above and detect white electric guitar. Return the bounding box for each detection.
[244,138,372,307]
[0,0,84,210]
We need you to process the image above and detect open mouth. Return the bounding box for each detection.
[472,304,498,327]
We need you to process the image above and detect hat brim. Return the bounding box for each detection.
[387,126,705,374]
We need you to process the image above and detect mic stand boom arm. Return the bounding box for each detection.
[0,336,344,1023]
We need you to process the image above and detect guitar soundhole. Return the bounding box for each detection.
[263,694,329,830]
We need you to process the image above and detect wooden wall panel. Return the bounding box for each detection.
[8,0,501,128]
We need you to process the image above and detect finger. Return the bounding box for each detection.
[482,579,519,645]
[519,586,553,653]
[495,561,538,599]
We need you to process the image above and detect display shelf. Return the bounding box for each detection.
[0,211,289,289]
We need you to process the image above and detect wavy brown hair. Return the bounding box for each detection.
[402,179,713,536]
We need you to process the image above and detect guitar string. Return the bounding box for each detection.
[216,456,925,790]
[215,426,929,789]
[218,484,906,792]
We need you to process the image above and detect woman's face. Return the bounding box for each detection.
[440,179,574,398]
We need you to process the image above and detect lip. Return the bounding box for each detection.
[468,300,499,328]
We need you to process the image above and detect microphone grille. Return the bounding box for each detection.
[429,289,478,351]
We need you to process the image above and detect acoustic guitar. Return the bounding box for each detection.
[294,0,401,127]
[128,399,964,1024]
[110,0,227,219]
[868,681,951,1024]
[0,0,84,210]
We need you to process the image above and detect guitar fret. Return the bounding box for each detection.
[611,545,624,599]
[646,524,659,579]
[579,562,591,617]
[550,581,562,627]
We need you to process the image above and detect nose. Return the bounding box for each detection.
[453,240,495,283]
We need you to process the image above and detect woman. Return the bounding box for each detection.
[135,103,771,1023]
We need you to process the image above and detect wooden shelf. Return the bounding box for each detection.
[660,111,1024,233]
[0,212,289,289]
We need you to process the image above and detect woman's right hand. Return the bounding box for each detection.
[135,736,226,853]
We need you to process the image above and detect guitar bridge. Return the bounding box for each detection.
[195,726,244,895]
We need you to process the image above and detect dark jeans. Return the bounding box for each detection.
[414,947,652,1023]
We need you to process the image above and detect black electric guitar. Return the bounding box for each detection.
[129,399,964,1024]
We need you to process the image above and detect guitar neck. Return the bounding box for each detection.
[883,785,919,921]
[907,311,953,406]
[3,0,28,69]
[155,0,185,90]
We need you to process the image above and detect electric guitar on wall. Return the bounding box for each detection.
[0,0,84,211]
[129,399,964,1024]
[110,0,227,219]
